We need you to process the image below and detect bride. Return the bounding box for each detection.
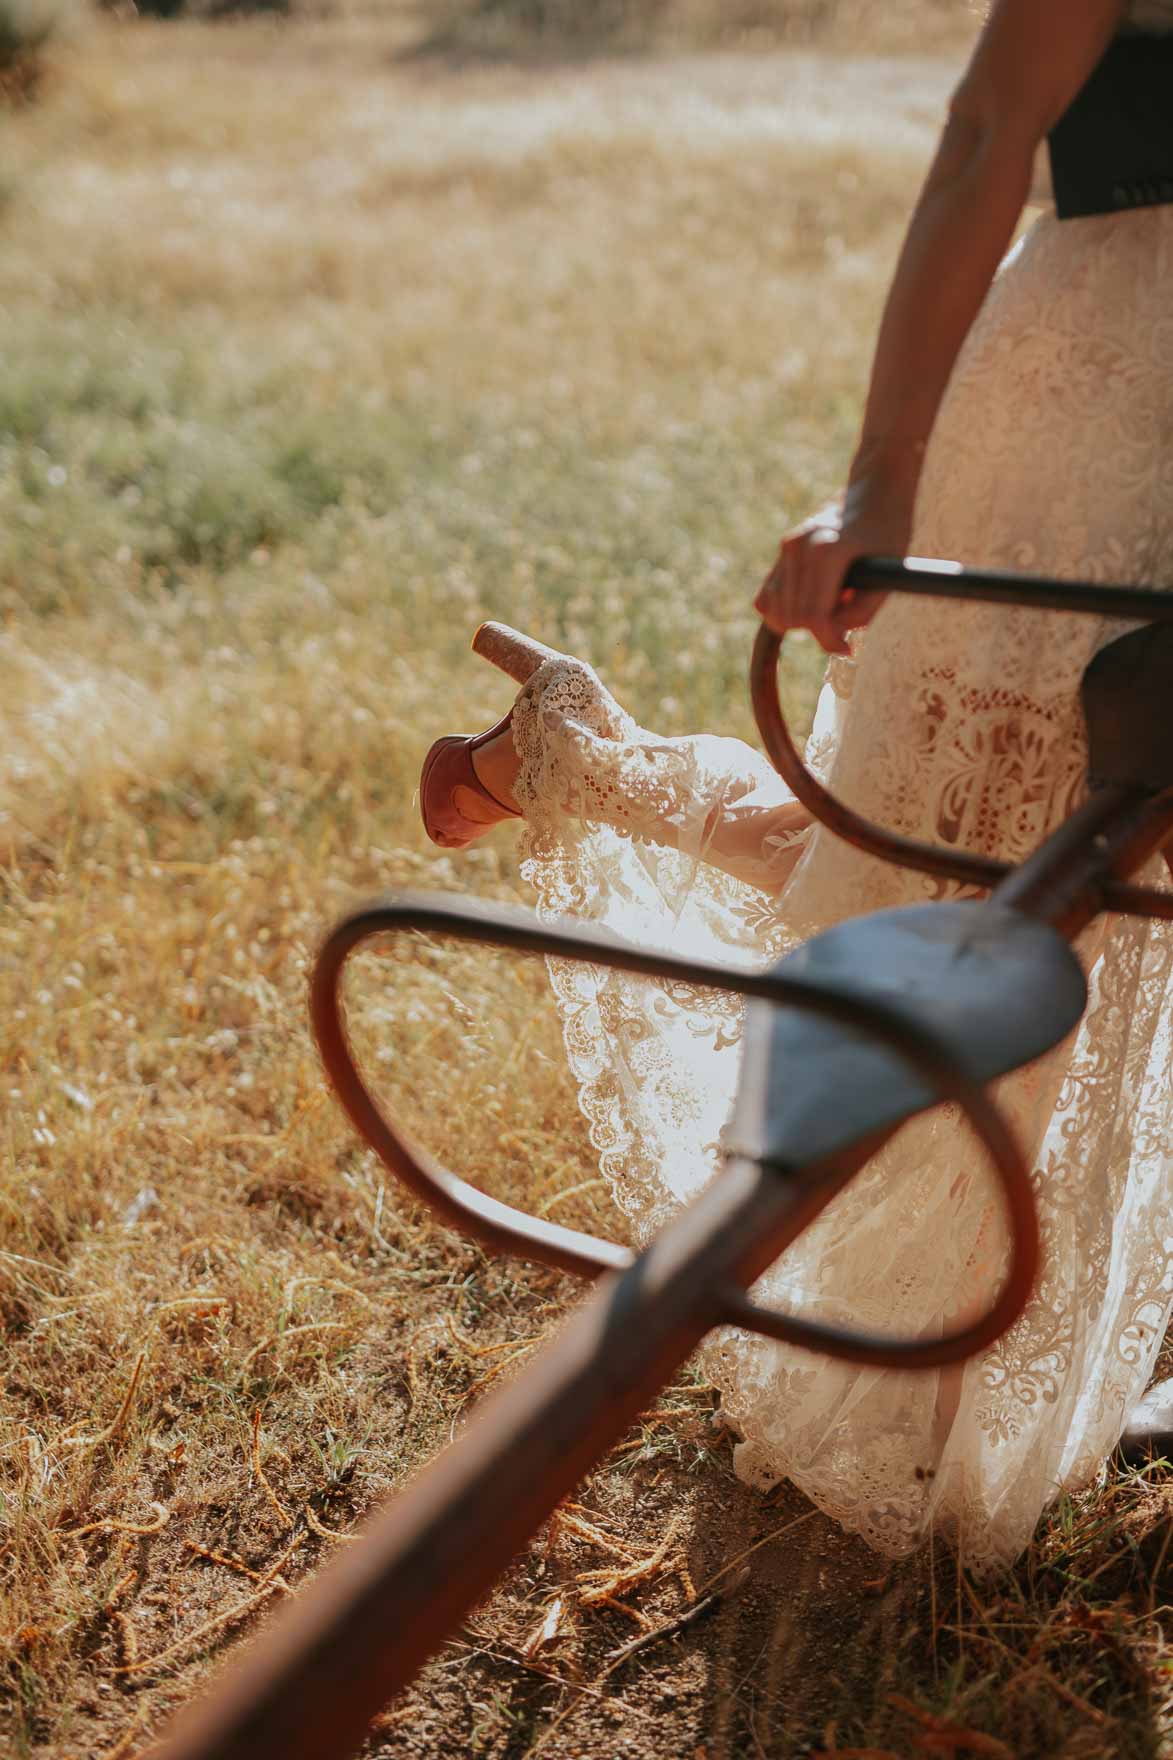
[419,0,1173,1572]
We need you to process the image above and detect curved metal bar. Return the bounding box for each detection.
[312,903,629,1281]
[751,558,1173,919]
[1101,879,1173,921]
[716,1056,1030,1366]
[848,554,1173,624]
[751,621,1009,893]
[311,892,1039,1367]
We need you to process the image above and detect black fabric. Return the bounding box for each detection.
[1048,34,1173,220]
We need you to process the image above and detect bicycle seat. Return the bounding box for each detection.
[727,901,1087,1172]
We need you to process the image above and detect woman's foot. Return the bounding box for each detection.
[468,723,521,820]
[419,712,522,849]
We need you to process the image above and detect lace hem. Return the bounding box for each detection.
[509,202,1173,1573]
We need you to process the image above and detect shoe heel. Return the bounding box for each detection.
[471,622,560,684]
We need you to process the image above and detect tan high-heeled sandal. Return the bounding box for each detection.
[470,622,561,683]
[418,624,561,849]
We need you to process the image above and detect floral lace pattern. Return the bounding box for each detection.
[514,203,1173,1573]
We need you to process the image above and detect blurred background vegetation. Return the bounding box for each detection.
[2,0,977,64]
[0,0,71,99]
[13,7,1168,1760]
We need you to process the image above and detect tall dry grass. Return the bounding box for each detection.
[3,13,1172,1760]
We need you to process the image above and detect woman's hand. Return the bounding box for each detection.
[755,459,918,656]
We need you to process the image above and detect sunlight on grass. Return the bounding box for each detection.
[3,12,1171,1760]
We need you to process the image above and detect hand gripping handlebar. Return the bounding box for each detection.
[750,556,1173,918]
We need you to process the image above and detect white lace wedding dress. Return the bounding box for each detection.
[509,27,1173,1574]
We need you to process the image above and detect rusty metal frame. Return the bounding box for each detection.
[312,892,1038,1367]
[153,559,1173,1760]
[749,560,1173,920]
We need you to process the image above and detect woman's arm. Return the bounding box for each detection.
[756,0,1129,655]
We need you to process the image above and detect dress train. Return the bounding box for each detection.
[510,202,1173,1572]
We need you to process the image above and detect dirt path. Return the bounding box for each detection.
[370,1409,930,1760]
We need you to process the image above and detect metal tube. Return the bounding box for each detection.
[150,1150,869,1760]
[749,624,1173,918]
[847,556,1173,624]
[993,787,1173,935]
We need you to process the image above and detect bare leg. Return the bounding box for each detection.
[461,725,520,819]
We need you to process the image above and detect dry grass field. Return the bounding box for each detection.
[3,6,1173,1757]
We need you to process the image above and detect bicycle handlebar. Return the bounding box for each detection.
[751,556,1173,917]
